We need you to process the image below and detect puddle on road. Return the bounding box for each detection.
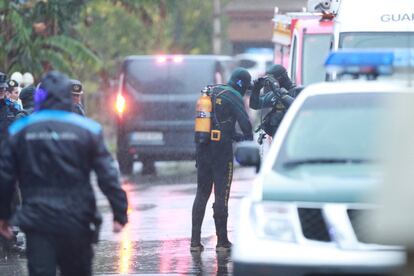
[1,238,232,276]
[94,237,232,275]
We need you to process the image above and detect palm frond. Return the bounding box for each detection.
[39,49,73,75]
[7,9,32,45]
[44,35,103,72]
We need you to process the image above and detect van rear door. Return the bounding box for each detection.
[124,57,217,120]
[121,56,219,156]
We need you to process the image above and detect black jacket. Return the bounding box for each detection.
[249,82,297,110]
[249,80,301,137]
[0,98,20,141]
[0,75,127,236]
[211,84,253,143]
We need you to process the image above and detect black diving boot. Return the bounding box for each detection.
[190,230,204,252]
[214,215,232,252]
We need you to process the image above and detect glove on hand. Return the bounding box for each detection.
[253,78,265,90]
[263,75,280,91]
[233,132,245,142]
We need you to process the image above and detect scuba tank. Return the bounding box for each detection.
[194,86,213,143]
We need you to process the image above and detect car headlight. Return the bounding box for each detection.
[252,202,296,242]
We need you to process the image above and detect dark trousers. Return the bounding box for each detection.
[26,231,93,276]
[192,141,234,242]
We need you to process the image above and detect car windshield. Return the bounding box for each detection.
[273,93,396,172]
[302,34,332,85]
[124,58,218,94]
[339,32,414,49]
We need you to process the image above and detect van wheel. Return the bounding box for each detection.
[117,152,134,175]
[142,159,156,175]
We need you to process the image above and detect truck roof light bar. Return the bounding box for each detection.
[325,49,414,76]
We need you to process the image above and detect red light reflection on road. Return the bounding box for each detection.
[159,239,173,273]
[157,192,190,274]
[159,239,189,274]
[119,224,132,274]
[119,181,134,274]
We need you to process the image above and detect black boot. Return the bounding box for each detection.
[190,229,204,252]
[214,213,232,252]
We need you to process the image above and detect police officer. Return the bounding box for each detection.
[191,68,253,252]
[71,79,86,116]
[0,71,128,276]
[7,79,22,110]
[250,64,301,138]
[0,73,20,142]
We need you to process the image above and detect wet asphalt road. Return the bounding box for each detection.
[0,161,256,275]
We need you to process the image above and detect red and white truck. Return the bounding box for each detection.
[272,0,340,86]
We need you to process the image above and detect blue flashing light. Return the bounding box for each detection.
[393,49,414,67]
[325,50,394,67]
[325,49,414,76]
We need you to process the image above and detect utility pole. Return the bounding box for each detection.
[213,0,222,54]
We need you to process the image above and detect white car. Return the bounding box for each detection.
[233,80,409,275]
[235,53,273,80]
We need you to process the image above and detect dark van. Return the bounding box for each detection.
[115,55,234,174]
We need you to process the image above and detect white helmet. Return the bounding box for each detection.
[10,72,23,86]
[22,72,34,87]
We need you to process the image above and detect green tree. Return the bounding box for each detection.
[0,0,102,79]
[77,0,216,80]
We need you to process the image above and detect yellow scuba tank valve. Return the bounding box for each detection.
[195,87,213,143]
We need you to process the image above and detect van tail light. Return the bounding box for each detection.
[116,73,126,116]
[116,93,126,115]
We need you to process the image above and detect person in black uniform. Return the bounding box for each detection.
[0,71,128,276]
[250,64,301,138]
[71,79,86,116]
[191,68,253,252]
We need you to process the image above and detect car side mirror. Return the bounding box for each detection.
[235,141,261,172]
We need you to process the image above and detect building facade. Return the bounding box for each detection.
[225,0,307,54]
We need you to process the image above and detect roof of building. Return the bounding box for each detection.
[226,0,307,13]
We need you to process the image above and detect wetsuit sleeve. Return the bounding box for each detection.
[0,138,17,220]
[249,87,275,110]
[280,94,295,107]
[92,131,128,225]
[249,82,262,109]
[221,93,253,141]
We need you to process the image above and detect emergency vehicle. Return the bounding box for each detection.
[272,0,340,86]
[334,0,414,50]
[233,49,412,276]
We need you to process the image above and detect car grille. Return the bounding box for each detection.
[298,208,331,242]
[347,209,374,244]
